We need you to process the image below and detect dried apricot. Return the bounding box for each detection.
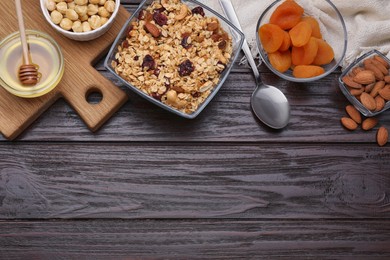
[291,37,318,65]
[259,23,285,53]
[289,21,312,47]
[278,30,291,51]
[293,65,325,78]
[301,16,322,39]
[268,50,292,73]
[302,37,319,65]
[312,38,334,65]
[269,0,304,30]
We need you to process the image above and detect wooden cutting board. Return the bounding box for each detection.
[0,0,130,140]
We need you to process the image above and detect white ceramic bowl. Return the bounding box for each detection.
[40,0,120,41]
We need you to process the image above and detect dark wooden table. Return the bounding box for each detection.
[1,1,390,259]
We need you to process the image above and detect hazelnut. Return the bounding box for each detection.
[74,5,87,16]
[56,2,68,14]
[88,15,101,29]
[99,0,107,5]
[66,9,79,21]
[89,0,100,4]
[72,20,83,32]
[67,2,76,10]
[60,18,73,30]
[74,0,88,5]
[100,17,108,26]
[104,0,115,13]
[82,21,92,32]
[46,0,56,12]
[87,4,98,16]
[79,14,89,21]
[98,6,110,18]
[50,10,63,24]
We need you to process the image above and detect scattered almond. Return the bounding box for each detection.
[341,117,358,130]
[360,92,377,111]
[376,126,388,146]
[345,105,361,124]
[362,117,378,131]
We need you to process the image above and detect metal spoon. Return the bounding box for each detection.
[219,0,290,129]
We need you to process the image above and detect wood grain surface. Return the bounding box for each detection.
[0,1,389,259]
[0,0,129,140]
[1,220,389,259]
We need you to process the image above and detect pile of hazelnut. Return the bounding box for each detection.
[45,0,116,32]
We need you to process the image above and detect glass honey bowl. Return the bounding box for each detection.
[0,30,64,98]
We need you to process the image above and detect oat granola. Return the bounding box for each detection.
[111,0,233,114]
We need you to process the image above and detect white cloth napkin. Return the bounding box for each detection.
[201,0,390,69]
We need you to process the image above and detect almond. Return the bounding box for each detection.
[144,22,161,37]
[365,82,375,93]
[345,105,361,124]
[341,117,358,130]
[342,75,362,89]
[207,22,219,31]
[377,126,388,147]
[362,117,378,130]
[374,55,390,69]
[384,75,390,84]
[370,59,389,75]
[364,62,384,81]
[352,66,364,76]
[375,95,385,111]
[360,92,377,111]
[353,70,376,85]
[369,80,385,98]
[379,85,390,100]
[350,87,364,96]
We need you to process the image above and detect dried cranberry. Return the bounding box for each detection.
[151,92,162,101]
[192,92,201,98]
[154,68,160,76]
[126,25,133,36]
[142,55,156,71]
[178,59,194,77]
[218,40,227,50]
[154,7,166,13]
[192,6,205,16]
[153,11,167,26]
[134,56,139,61]
[138,10,145,20]
[181,36,192,49]
[121,40,129,48]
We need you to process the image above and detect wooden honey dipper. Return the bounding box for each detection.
[15,0,40,86]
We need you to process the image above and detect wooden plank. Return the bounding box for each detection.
[0,220,389,259]
[0,143,389,219]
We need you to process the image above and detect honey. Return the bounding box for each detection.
[0,30,64,98]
